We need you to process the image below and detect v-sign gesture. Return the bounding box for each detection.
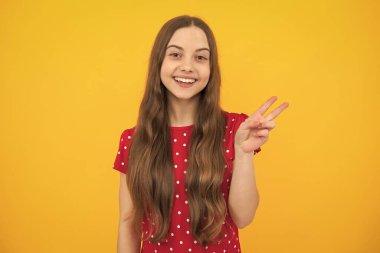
[235,96,289,155]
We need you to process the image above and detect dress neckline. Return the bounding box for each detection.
[169,124,194,131]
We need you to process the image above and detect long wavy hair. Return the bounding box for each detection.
[126,15,228,247]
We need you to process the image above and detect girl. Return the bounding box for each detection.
[112,15,289,253]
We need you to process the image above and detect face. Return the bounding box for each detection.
[160,26,211,102]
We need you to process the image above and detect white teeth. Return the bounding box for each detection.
[174,77,196,83]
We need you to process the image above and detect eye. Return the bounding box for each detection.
[197,55,208,61]
[169,52,181,58]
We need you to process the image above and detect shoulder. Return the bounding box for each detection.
[223,110,249,130]
[117,126,137,155]
[119,126,137,140]
[221,111,250,164]
[113,126,137,173]
[222,110,249,149]
[223,110,249,120]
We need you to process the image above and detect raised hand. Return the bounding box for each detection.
[235,96,289,154]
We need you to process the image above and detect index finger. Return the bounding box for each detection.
[265,102,289,121]
[252,96,278,116]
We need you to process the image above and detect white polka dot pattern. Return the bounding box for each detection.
[112,111,259,252]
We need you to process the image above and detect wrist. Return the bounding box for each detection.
[234,147,261,158]
[235,148,254,158]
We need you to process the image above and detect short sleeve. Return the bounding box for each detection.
[112,129,133,174]
[236,113,262,156]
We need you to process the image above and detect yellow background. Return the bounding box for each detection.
[1,0,379,252]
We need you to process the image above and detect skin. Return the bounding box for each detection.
[160,25,291,228]
[229,96,289,228]
[235,96,290,154]
[160,26,211,127]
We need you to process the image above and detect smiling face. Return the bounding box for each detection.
[160,26,211,103]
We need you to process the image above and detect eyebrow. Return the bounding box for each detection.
[166,45,210,53]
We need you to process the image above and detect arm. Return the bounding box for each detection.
[228,97,288,229]
[117,173,141,253]
[228,150,260,229]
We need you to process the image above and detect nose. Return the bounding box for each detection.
[180,65,193,72]
[179,56,194,72]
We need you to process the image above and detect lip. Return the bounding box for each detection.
[173,77,196,88]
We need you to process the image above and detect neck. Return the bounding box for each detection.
[167,95,199,127]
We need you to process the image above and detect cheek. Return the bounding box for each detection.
[160,61,174,79]
[200,66,211,81]
[159,66,164,80]
[160,64,168,80]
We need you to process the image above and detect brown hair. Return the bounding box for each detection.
[126,15,228,247]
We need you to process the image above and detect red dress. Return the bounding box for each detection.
[112,111,261,253]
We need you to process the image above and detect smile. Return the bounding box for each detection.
[173,76,197,83]
[173,77,197,88]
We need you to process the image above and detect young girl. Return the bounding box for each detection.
[112,15,289,253]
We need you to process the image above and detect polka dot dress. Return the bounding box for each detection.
[112,111,261,253]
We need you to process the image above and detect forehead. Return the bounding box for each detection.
[167,26,209,50]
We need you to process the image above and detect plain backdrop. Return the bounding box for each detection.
[0,0,379,252]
